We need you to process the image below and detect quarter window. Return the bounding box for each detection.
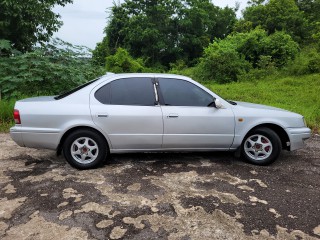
[95,78,155,106]
[158,78,213,107]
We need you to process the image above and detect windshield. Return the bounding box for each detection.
[54,77,101,100]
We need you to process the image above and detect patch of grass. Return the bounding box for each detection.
[0,99,15,132]
[204,74,320,132]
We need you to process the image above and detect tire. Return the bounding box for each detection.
[241,127,282,165]
[63,129,108,170]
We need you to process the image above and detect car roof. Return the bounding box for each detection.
[99,73,192,82]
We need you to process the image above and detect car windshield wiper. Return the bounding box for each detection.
[54,78,100,100]
[227,100,237,105]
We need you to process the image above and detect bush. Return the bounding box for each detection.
[0,39,105,99]
[234,28,267,67]
[234,29,299,68]
[262,31,299,67]
[195,40,252,83]
[239,55,279,82]
[286,46,320,75]
[106,48,148,73]
[195,28,299,83]
[0,99,15,132]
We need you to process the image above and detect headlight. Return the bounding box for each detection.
[303,117,307,127]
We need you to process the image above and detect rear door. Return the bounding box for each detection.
[158,78,235,149]
[90,77,163,150]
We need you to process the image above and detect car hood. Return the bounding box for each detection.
[234,101,289,112]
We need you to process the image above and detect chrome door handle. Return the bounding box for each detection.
[167,114,179,118]
[97,114,108,118]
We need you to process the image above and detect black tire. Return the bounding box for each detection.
[241,127,282,165]
[63,129,108,170]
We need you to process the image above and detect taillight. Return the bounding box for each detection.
[13,109,21,124]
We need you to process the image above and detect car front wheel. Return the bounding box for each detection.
[63,129,108,170]
[242,127,282,165]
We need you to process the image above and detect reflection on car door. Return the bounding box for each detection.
[90,77,163,150]
[158,78,235,149]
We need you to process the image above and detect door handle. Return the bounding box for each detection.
[167,114,179,118]
[97,113,109,118]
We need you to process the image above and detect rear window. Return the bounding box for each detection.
[54,77,100,100]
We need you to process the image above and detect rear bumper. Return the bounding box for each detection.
[10,126,60,150]
[286,127,311,151]
[10,130,24,147]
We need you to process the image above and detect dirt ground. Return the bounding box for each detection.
[0,133,319,240]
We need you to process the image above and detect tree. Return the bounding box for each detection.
[295,0,320,43]
[243,0,308,42]
[178,0,237,64]
[0,0,72,52]
[296,0,320,23]
[93,0,237,68]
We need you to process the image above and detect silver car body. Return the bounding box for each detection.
[10,73,311,154]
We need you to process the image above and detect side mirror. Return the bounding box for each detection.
[214,99,223,109]
[208,98,223,109]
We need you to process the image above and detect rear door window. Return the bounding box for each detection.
[95,77,155,106]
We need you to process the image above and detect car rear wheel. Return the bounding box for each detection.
[63,129,108,169]
[242,127,281,165]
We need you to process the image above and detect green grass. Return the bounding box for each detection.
[204,73,320,132]
[0,99,15,132]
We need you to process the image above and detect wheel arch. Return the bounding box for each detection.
[243,123,290,150]
[57,126,110,155]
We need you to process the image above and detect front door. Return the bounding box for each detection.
[158,78,235,149]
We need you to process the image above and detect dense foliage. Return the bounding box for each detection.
[106,48,148,73]
[195,29,299,83]
[91,0,320,85]
[0,0,73,52]
[243,0,307,42]
[196,40,251,83]
[295,0,320,42]
[0,39,104,99]
[93,0,237,67]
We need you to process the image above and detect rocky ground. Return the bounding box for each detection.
[0,133,319,240]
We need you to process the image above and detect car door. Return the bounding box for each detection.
[90,77,163,150]
[158,78,235,149]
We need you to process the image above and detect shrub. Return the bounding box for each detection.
[234,29,299,68]
[0,99,15,132]
[262,31,299,67]
[286,46,320,75]
[0,39,105,99]
[195,41,252,83]
[195,28,299,83]
[234,28,267,67]
[106,48,147,73]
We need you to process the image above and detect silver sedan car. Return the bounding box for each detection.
[10,73,311,169]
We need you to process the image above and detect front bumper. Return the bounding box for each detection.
[10,126,60,150]
[286,127,311,151]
